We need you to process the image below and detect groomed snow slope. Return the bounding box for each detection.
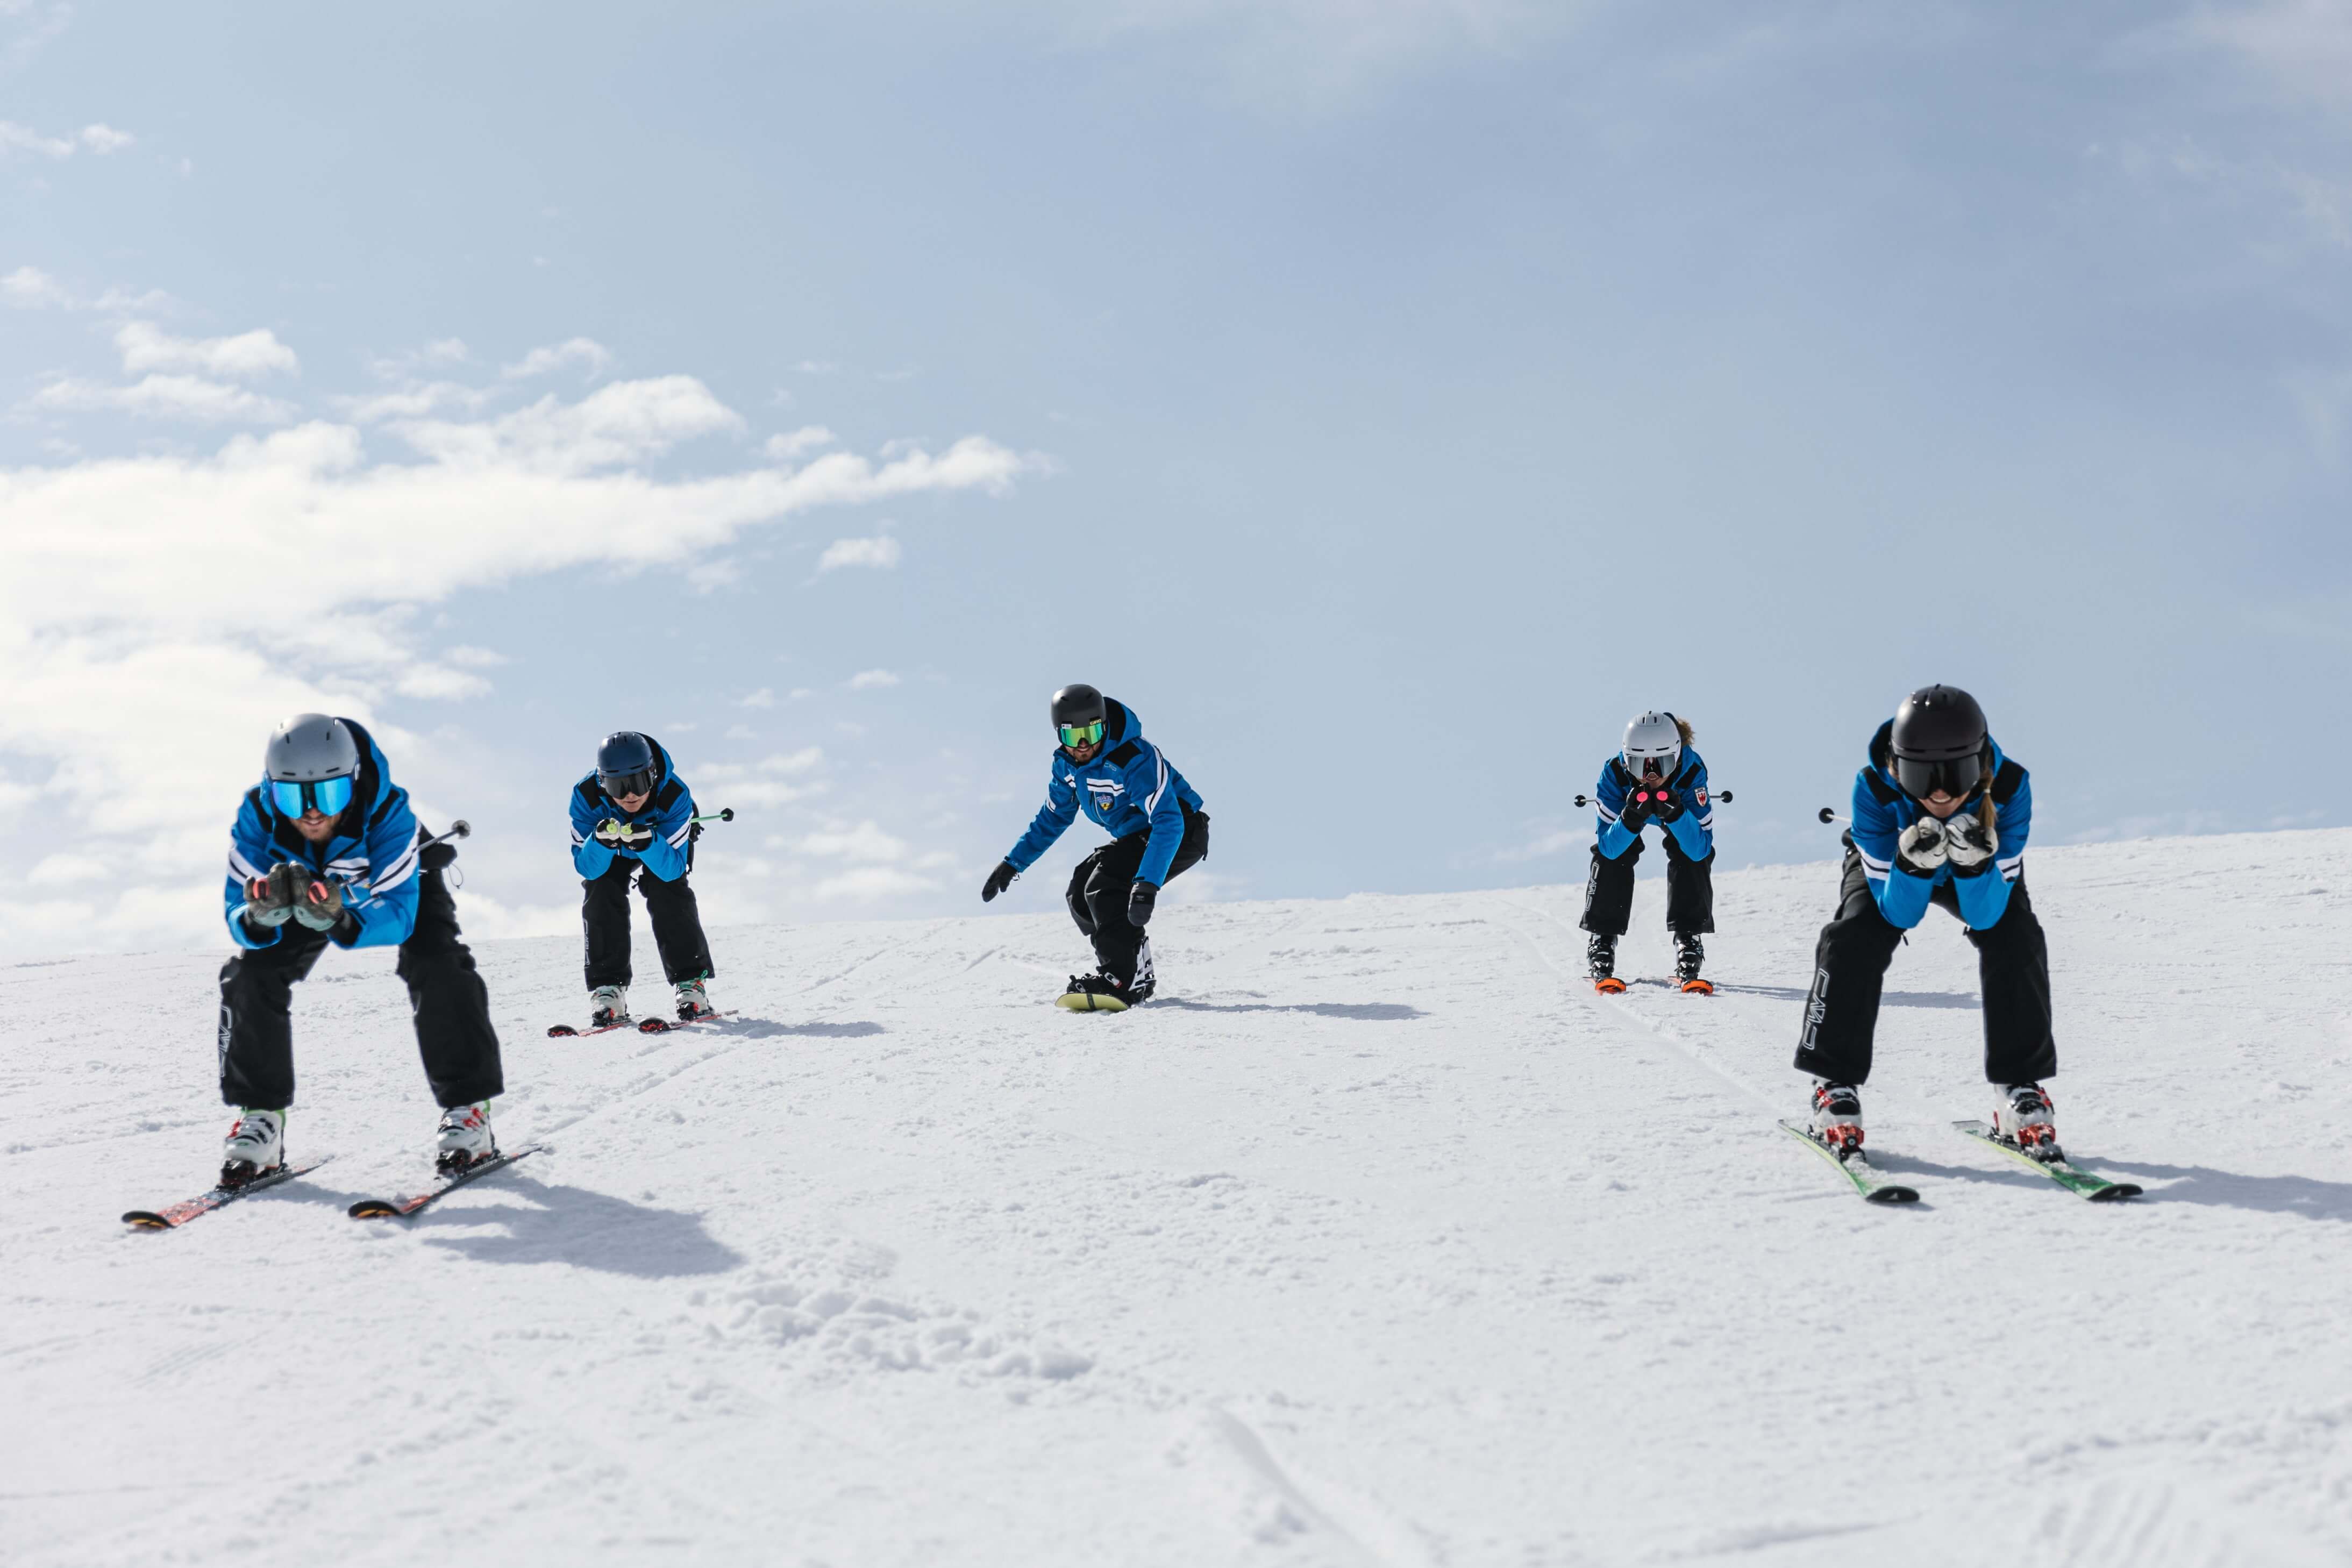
[7,831,2352,1567]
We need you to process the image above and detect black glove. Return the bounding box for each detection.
[1645,786,1685,823]
[1945,811,1998,878]
[1895,817,1950,878]
[244,863,301,928]
[1127,880,1158,926]
[291,874,348,932]
[1616,792,1653,830]
[981,860,1017,903]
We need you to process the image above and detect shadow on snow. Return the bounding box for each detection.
[716,1018,885,1039]
[1705,983,1979,1010]
[1150,999,1428,1021]
[408,1180,748,1274]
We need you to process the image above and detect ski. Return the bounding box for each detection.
[347,1146,541,1220]
[549,1009,730,1038]
[1777,1120,1920,1204]
[1951,1120,2142,1202]
[123,1159,331,1230]
[635,1009,732,1035]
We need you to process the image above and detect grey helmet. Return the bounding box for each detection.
[265,713,358,782]
[1621,711,1683,780]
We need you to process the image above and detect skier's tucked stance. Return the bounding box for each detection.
[1797,685,2058,1158]
[981,684,1209,1011]
[1581,711,1717,994]
[568,731,716,1029]
[217,714,503,1185]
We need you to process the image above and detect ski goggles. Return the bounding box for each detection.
[268,774,355,818]
[599,768,657,800]
[1892,751,1985,802]
[1628,750,1679,780]
[1058,720,1106,749]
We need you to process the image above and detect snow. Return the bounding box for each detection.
[8,829,2352,1566]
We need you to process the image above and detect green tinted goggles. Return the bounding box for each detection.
[1058,720,1106,749]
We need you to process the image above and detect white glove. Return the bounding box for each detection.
[1895,817,1949,878]
[1945,811,1998,876]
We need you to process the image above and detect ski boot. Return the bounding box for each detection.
[220,1108,286,1188]
[1058,971,1141,1013]
[434,1102,497,1174]
[1993,1082,2059,1161]
[1672,931,1711,995]
[1808,1080,1864,1158]
[674,977,717,1022]
[589,984,630,1029]
[1587,933,1624,994]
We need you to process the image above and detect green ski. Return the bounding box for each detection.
[1778,1120,1920,1204]
[1951,1120,2142,1202]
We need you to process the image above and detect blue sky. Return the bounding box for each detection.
[4,1,2349,953]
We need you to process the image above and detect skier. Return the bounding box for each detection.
[1797,685,2057,1158]
[980,684,1209,1011]
[568,730,716,1029]
[1581,711,1717,994]
[218,714,503,1185]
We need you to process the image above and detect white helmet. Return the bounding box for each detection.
[1621,711,1683,781]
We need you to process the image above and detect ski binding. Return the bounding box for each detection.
[1952,1120,2141,1202]
[1778,1120,1920,1204]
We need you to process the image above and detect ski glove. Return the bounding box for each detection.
[1894,817,1950,878]
[1127,880,1158,926]
[291,874,348,932]
[595,818,652,850]
[1617,794,1653,830]
[1945,811,1998,876]
[1643,787,1685,823]
[243,863,302,928]
[981,860,1017,903]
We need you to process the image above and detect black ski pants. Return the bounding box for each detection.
[1792,840,2057,1088]
[1579,830,1715,938]
[1067,807,1210,983]
[581,849,712,991]
[217,861,503,1110]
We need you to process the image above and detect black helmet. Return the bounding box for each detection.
[1888,685,1988,801]
[596,731,658,799]
[1051,684,1107,750]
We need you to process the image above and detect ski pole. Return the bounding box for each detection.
[1572,789,1731,808]
[689,808,735,824]
[1818,807,1849,825]
[422,819,471,849]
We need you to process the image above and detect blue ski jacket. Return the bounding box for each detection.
[1592,749,1716,861]
[1849,719,2032,930]
[223,718,423,951]
[569,735,697,882]
[1004,699,1204,887]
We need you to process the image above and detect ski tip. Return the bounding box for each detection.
[1592,978,1627,994]
[546,1024,579,1037]
[637,1017,672,1033]
[1865,1185,1922,1204]
[122,1210,171,1229]
[2088,1182,2144,1202]
[347,1199,400,1220]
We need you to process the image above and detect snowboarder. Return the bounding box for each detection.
[1581,711,1717,994]
[569,731,716,1029]
[1797,685,2057,1158]
[218,714,503,1185]
[980,684,1209,1011]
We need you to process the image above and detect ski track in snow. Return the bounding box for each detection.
[6,831,2352,1565]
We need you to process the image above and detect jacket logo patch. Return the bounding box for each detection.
[1695,789,1707,808]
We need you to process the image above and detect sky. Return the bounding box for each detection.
[3,0,2350,957]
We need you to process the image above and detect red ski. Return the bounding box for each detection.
[123,1159,331,1230]
[348,1146,541,1220]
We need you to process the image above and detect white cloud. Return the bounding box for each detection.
[797,821,912,862]
[0,120,75,159]
[79,124,133,154]
[444,645,506,667]
[0,374,1043,948]
[764,425,837,460]
[336,382,498,423]
[740,688,776,708]
[794,360,839,375]
[27,374,298,424]
[847,668,902,689]
[2,265,67,308]
[811,866,939,900]
[2173,1,2352,120]
[115,321,299,379]
[816,535,903,572]
[502,337,613,381]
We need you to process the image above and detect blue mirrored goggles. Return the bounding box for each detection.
[268,775,355,818]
